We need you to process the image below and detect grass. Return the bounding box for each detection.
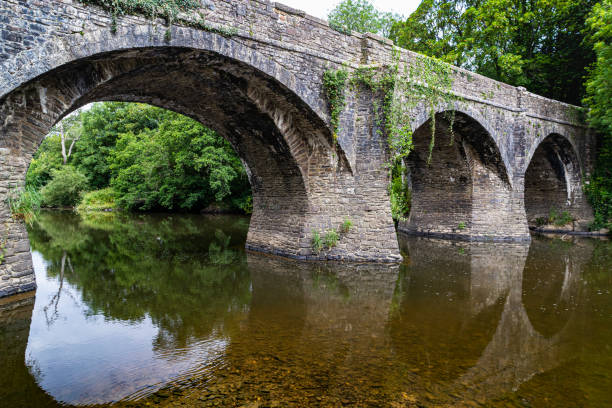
[549,208,574,226]
[77,188,117,212]
[323,230,339,249]
[340,218,353,234]
[7,187,42,225]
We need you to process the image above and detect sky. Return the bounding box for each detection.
[278,0,421,20]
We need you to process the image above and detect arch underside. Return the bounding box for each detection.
[399,112,529,241]
[525,134,592,231]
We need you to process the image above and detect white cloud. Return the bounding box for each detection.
[278,0,420,20]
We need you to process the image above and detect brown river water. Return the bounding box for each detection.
[0,211,610,407]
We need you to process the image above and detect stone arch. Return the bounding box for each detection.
[524,133,592,230]
[0,25,332,128]
[399,110,527,241]
[409,104,513,183]
[0,36,365,269]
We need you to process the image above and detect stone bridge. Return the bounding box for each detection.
[0,0,597,297]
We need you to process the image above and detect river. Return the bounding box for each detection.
[0,211,610,407]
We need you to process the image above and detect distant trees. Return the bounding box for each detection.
[328,0,400,37]
[389,0,598,105]
[27,102,252,213]
[583,0,612,230]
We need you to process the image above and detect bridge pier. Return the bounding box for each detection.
[0,149,35,298]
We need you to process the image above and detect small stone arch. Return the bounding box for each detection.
[410,104,513,183]
[399,109,527,241]
[524,133,592,230]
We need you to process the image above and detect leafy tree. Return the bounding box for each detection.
[41,166,89,207]
[26,135,64,189]
[71,102,168,189]
[328,0,400,37]
[28,102,252,213]
[390,0,597,104]
[583,0,612,230]
[389,0,467,65]
[106,105,250,211]
[584,0,612,136]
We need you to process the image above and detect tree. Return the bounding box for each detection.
[49,111,83,165]
[584,0,612,136]
[71,102,168,189]
[583,0,612,230]
[390,0,597,104]
[26,135,64,189]
[106,105,250,211]
[40,166,89,207]
[389,0,467,65]
[328,0,400,37]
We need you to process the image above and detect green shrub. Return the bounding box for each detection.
[340,218,353,234]
[457,221,466,230]
[7,187,42,224]
[77,188,117,212]
[41,166,89,207]
[233,195,253,215]
[324,230,339,249]
[548,208,574,226]
[311,230,323,253]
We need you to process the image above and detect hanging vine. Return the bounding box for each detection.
[323,49,460,220]
[324,50,458,165]
[322,69,349,143]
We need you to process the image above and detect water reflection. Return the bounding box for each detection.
[0,212,609,407]
[21,212,252,405]
[390,237,528,405]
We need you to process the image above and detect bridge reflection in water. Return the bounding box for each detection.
[0,213,609,407]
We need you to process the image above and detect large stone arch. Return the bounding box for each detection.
[398,109,529,241]
[0,22,403,298]
[0,25,332,126]
[524,133,593,231]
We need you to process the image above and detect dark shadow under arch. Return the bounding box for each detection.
[524,133,591,229]
[399,110,517,240]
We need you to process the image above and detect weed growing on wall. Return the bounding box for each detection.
[79,0,199,32]
[0,233,6,265]
[323,229,339,248]
[311,230,323,254]
[322,69,349,141]
[311,218,354,254]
